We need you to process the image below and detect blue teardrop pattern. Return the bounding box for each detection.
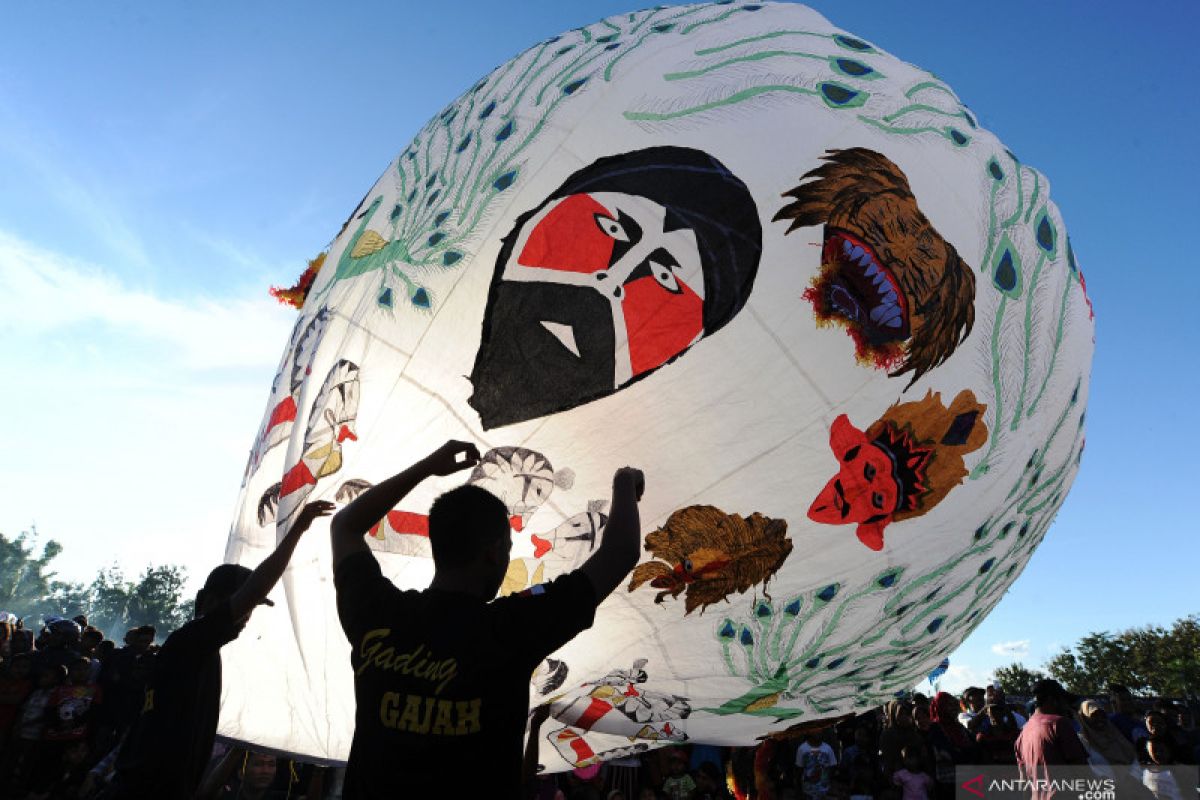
[832,58,876,79]
[410,288,431,309]
[493,170,518,192]
[1034,208,1056,256]
[834,34,875,52]
[819,82,867,109]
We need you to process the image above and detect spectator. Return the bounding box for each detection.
[694,760,733,800]
[841,725,881,800]
[44,656,102,746]
[987,686,1026,729]
[661,751,697,800]
[0,652,34,749]
[928,692,974,799]
[1108,685,1147,743]
[1015,679,1088,800]
[796,730,838,800]
[975,704,1019,765]
[957,687,986,733]
[891,746,933,800]
[1077,699,1136,769]
[33,618,82,677]
[5,664,66,796]
[1141,736,1183,800]
[880,700,922,779]
[226,751,285,800]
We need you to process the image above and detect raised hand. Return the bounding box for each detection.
[613,466,645,502]
[423,440,482,476]
[293,500,336,533]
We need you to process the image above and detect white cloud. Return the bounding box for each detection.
[0,230,292,369]
[991,639,1031,657]
[0,230,295,593]
[932,663,994,695]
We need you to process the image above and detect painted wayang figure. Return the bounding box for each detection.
[469,146,762,429]
[775,148,976,387]
[808,389,988,551]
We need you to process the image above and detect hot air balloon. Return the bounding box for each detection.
[221,1,1093,771]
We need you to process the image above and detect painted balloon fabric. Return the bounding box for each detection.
[222,1,1094,771]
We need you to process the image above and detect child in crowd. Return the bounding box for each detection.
[892,746,934,800]
[661,751,697,800]
[796,730,838,800]
[841,725,881,800]
[6,664,66,795]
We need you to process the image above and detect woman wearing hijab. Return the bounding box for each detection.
[1079,700,1137,768]
[927,692,976,800]
[880,700,924,781]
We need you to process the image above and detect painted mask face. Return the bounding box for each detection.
[808,414,902,550]
[470,191,705,428]
[469,146,761,430]
[514,191,706,381]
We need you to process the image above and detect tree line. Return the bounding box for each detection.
[0,529,193,640]
[993,614,1199,699]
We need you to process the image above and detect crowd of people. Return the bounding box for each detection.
[0,612,327,799]
[1,608,1195,800]
[0,444,1195,800]
[526,681,1197,800]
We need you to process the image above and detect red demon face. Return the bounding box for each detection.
[808,414,903,551]
[509,191,706,384]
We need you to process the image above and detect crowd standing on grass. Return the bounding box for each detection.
[0,444,1196,799]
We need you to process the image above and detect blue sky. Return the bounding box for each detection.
[1,1,1197,692]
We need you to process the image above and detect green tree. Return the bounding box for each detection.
[992,662,1048,696]
[1046,617,1200,697]
[0,529,68,623]
[53,565,194,641]
[1,528,193,640]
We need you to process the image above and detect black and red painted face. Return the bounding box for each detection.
[510,191,706,383]
[469,147,761,430]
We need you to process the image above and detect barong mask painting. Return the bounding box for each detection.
[221,2,1094,771]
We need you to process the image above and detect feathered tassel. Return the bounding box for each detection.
[269,252,327,309]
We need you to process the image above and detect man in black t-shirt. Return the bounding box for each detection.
[110,500,333,800]
[331,440,643,799]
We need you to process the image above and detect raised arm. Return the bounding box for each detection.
[229,500,334,621]
[329,440,481,571]
[580,467,643,603]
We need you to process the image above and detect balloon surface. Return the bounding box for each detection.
[221,1,1095,769]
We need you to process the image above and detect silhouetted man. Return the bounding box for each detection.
[331,440,643,799]
[111,501,332,799]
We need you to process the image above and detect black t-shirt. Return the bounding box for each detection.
[335,551,596,800]
[114,600,241,799]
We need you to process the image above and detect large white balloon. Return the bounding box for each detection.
[220,1,1094,770]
